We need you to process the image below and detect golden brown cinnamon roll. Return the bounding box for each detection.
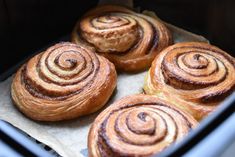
[11,42,117,121]
[72,5,172,72]
[88,94,197,157]
[144,42,235,120]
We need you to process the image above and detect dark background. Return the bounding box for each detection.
[0,0,234,75]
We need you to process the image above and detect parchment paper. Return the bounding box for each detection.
[0,12,208,157]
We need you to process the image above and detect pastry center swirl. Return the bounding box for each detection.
[182,53,209,69]
[93,14,132,29]
[54,51,82,70]
[80,12,142,53]
[162,50,228,90]
[127,111,156,135]
[21,43,100,99]
[98,103,193,156]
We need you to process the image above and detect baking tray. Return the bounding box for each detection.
[0,35,234,156]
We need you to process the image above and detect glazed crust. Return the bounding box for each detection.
[72,5,172,72]
[88,94,198,157]
[144,42,235,120]
[11,42,117,121]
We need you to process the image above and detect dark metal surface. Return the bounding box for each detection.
[0,121,53,157]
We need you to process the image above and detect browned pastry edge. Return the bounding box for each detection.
[144,42,235,120]
[11,42,117,121]
[71,5,172,72]
[88,94,198,157]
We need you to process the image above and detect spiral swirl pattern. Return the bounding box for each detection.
[144,42,235,120]
[88,95,197,157]
[11,42,117,121]
[72,5,172,72]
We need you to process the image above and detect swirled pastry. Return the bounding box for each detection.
[88,94,197,157]
[72,5,172,72]
[11,42,117,121]
[144,42,235,120]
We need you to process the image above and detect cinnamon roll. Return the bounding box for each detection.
[88,94,197,157]
[144,42,235,120]
[72,5,172,72]
[11,42,117,121]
